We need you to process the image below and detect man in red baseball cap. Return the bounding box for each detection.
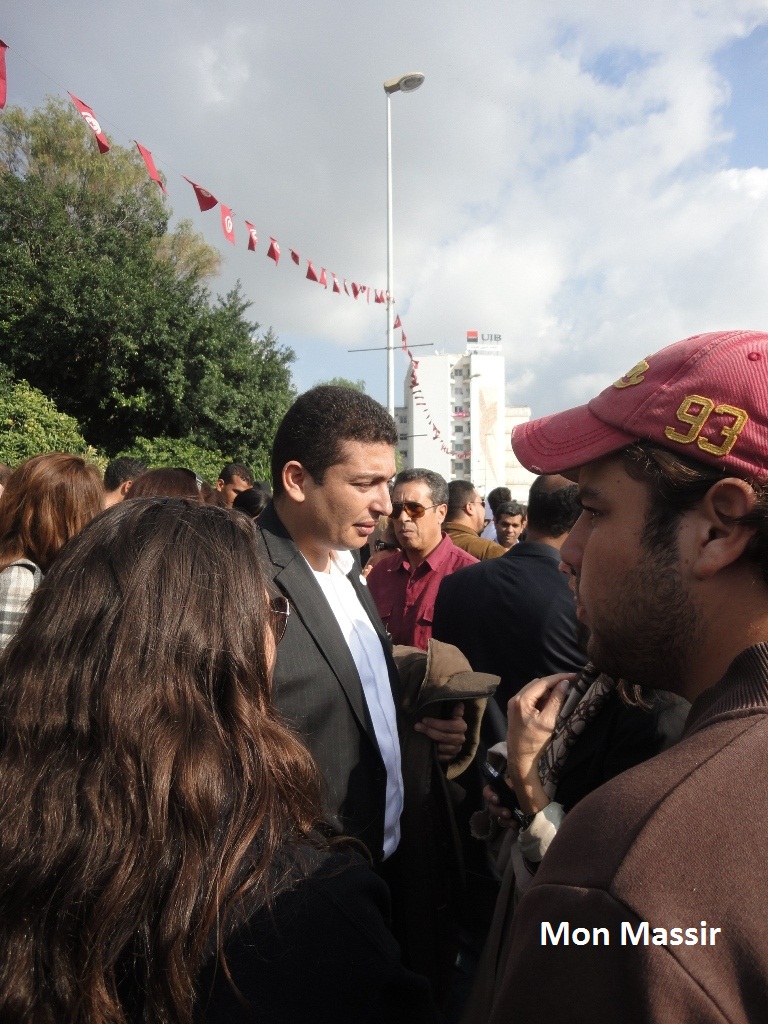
[480,331,768,1024]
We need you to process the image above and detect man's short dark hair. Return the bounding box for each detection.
[219,463,254,486]
[232,481,272,518]
[620,441,768,587]
[394,468,448,507]
[526,476,580,537]
[447,479,478,521]
[104,457,147,492]
[486,486,512,516]
[271,386,397,498]
[494,500,526,521]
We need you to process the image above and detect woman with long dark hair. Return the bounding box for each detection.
[0,498,435,1024]
[0,452,103,649]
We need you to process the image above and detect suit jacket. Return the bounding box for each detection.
[255,502,402,861]
[432,540,585,712]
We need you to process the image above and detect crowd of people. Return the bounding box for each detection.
[0,328,766,1023]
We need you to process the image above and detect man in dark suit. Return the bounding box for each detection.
[433,474,585,714]
[255,385,467,863]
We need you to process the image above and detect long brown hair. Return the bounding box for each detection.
[0,498,321,1023]
[0,453,103,572]
[128,467,203,501]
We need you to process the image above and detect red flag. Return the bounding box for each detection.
[374,290,384,304]
[306,261,319,283]
[220,205,235,245]
[401,331,407,350]
[393,315,402,328]
[0,40,8,110]
[68,92,110,153]
[351,283,360,299]
[183,176,217,211]
[135,142,167,194]
[290,249,300,265]
[344,279,350,296]
[245,221,258,251]
[332,275,341,293]
[411,358,419,370]
[433,425,441,439]
[318,268,328,288]
[267,238,281,265]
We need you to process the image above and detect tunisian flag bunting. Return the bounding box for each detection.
[0,40,8,110]
[220,205,235,245]
[68,92,110,153]
[245,221,258,251]
[183,177,217,211]
[135,143,167,194]
[290,249,300,265]
[318,268,328,288]
[351,283,360,299]
[393,315,402,328]
[267,238,281,264]
[332,275,341,293]
[306,261,319,283]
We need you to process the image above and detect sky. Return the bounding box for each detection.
[4,0,768,420]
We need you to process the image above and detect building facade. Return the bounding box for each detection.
[395,333,536,501]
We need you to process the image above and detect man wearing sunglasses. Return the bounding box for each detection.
[367,469,478,650]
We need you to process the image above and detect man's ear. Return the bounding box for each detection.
[692,478,758,579]
[436,503,448,526]
[281,461,309,503]
[120,479,134,497]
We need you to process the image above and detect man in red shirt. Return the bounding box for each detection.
[368,468,477,649]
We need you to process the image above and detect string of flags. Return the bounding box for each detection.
[0,35,468,460]
[407,357,470,460]
[0,39,388,306]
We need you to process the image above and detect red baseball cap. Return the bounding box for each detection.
[512,330,768,480]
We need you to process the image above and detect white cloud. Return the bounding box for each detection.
[7,0,768,419]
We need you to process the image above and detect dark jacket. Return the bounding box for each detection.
[255,502,402,861]
[197,846,441,1024]
[433,540,585,712]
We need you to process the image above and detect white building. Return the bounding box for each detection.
[395,333,536,501]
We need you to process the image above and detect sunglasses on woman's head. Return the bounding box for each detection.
[390,501,441,520]
[269,595,290,644]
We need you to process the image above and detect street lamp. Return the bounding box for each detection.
[384,71,425,417]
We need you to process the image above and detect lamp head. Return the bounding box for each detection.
[384,72,425,95]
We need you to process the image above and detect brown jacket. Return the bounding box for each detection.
[481,643,768,1024]
[442,522,506,560]
[394,639,499,1006]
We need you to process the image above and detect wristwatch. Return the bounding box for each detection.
[512,806,536,831]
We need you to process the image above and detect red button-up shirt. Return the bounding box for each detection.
[367,534,478,650]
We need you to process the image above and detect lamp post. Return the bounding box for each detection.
[384,71,425,417]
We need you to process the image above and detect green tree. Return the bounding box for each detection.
[0,99,294,472]
[0,365,100,466]
[119,436,225,485]
[315,376,367,392]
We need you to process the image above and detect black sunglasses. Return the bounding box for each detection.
[269,595,290,644]
[390,501,441,520]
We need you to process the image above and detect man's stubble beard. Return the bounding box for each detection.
[581,544,704,695]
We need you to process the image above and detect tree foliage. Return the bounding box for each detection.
[118,436,225,486]
[0,98,295,471]
[0,365,100,467]
[315,376,367,393]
